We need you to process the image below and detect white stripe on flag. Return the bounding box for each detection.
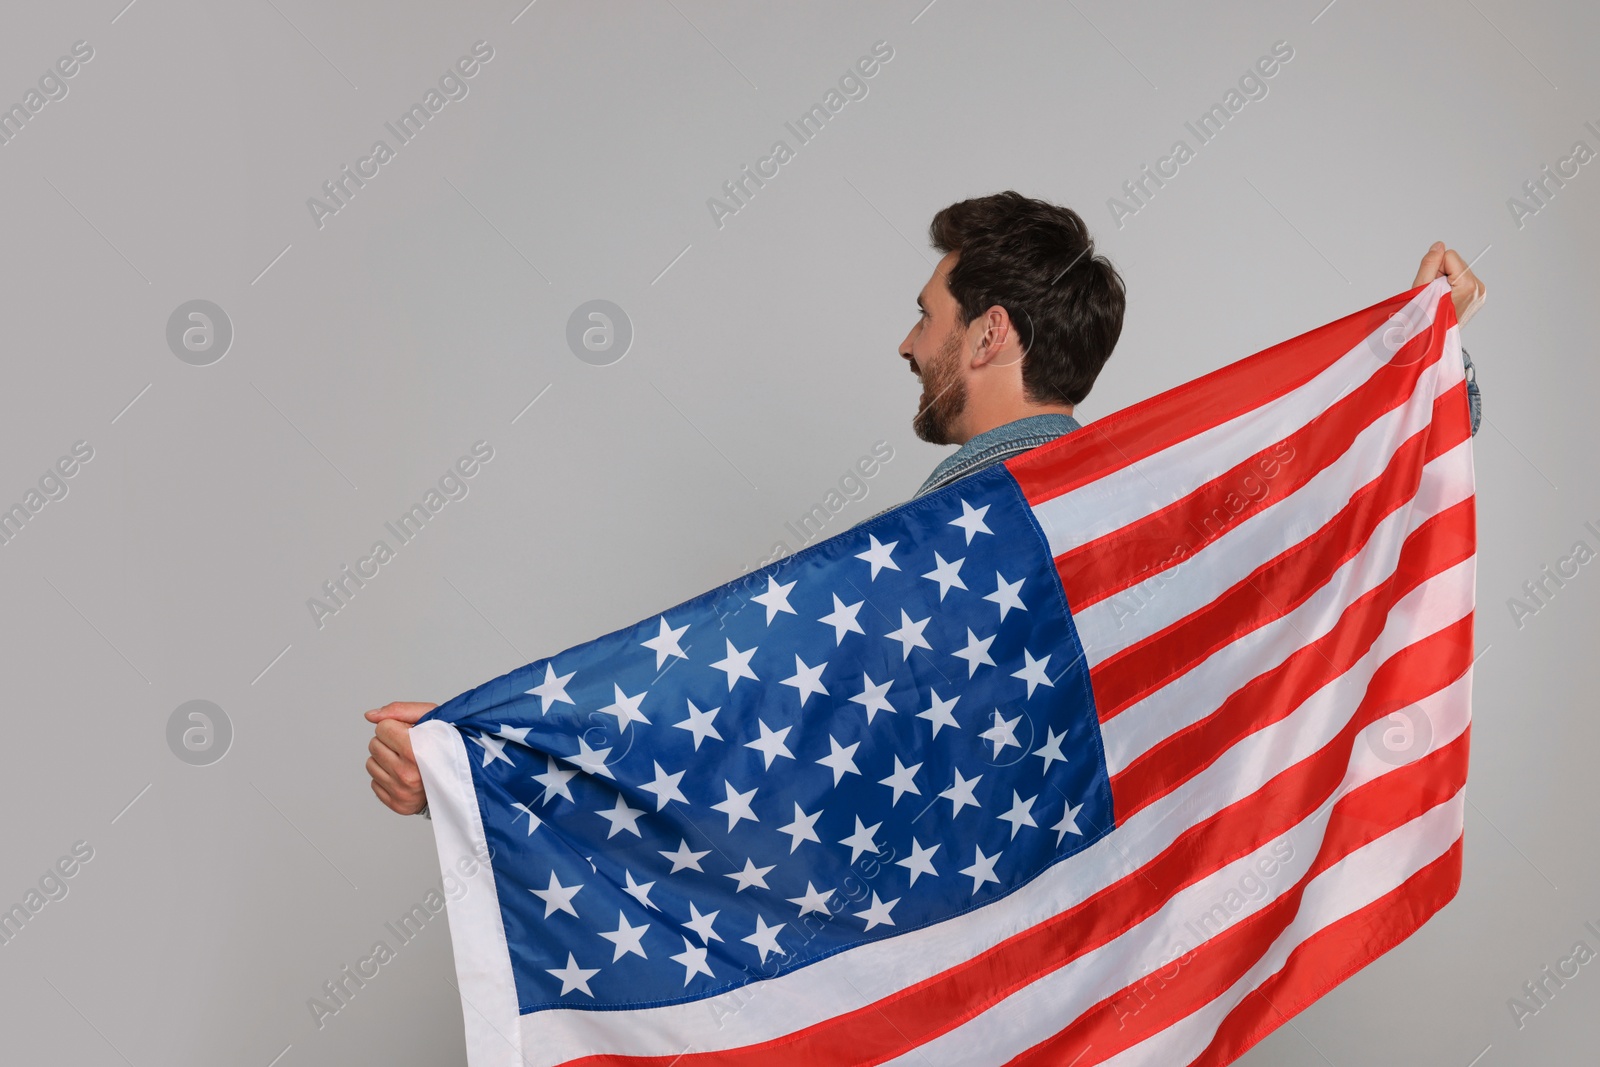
[413,720,525,1067]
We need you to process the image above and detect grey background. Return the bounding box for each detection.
[0,0,1594,1064]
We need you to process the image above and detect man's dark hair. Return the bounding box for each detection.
[929,190,1125,406]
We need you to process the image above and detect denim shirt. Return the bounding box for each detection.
[910,413,1083,499]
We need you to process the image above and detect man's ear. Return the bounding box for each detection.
[972,305,1017,368]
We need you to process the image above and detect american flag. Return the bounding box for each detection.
[412,275,1474,1066]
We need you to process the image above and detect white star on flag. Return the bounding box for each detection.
[979,710,1023,758]
[854,534,900,579]
[673,700,722,749]
[816,736,862,785]
[530,872,583,918]
[745,720,796,769]
[952,628,997,677]
[709,640,759,690]
[533,757,578,805]
[779,654,829,707]
[596,683,650,729]
[997,791,1039,839]
[983,572,1027,621]
[959,845,1002,895]
[525,663,575,712]
[742,915,787,963]
[884,610,933,660]
[493,723,532,746]
[1034,727,1068,772]
[598,912,650,961]
[725,858,775,892]
[787,882,834,917]
[839,816,882,863]
[639,762,688,810]
[940,769,983,815]
[470,731,513,768]
[922,552,968,600]
[684,902,723,944]
[640,616,689,669]
[622,870,658,910]
[594,794,646,839]
[659,839,710,874]
[896,838,941,886]
[854,892,899,931]
[849,673,897,722]
[949,499,993,543]
[878,757,923,805]
[1053,800,1087,845]
[670,936,715,985]
[510,802,541,835]
[545,953,599,997]
[1012,649,1056,698]
[917,690,961,737]
[777,802,823,852]
[711,781,759,831]
[749,576,798,623]
[563,736,616,779]
[818,594,866,644]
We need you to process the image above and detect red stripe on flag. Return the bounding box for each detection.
[1090,383,1470,722]
[1007,284,1449,507]
[1111,497,1475,819]
[1059,325,1446,613]
[1183,838,1464,1067]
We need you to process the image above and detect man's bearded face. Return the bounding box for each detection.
[912,321,968,445]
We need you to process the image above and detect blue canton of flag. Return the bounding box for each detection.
[417,461,1112,1013]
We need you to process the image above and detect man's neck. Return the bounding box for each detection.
[953,400,1076,446]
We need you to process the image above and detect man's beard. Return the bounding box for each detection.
[912,325,968,445]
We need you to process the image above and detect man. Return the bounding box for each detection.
[364,190,1486,817]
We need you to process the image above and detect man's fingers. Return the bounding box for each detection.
[370,778,421,815]
[1413,241,1446,286]
[374,718,418,762]
[367,755,405,795]
[368,737,420,789]
[1427,245,1486,323]
[363,700,437,725]
[367,754,422,801]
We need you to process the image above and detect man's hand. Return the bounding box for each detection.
[364,701,437,815]
[1413,241,1486,325]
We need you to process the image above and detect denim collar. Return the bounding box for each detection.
[913,412,1081,499]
